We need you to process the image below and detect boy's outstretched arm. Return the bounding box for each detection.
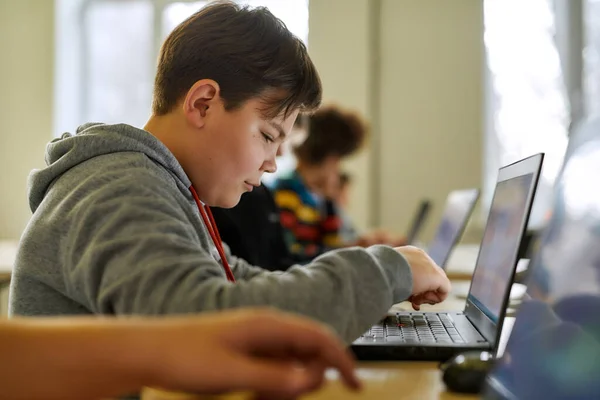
[60,172,448,343]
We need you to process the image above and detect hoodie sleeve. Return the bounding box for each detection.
[64,170,413,343]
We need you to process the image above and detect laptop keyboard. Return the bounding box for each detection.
[361,313,465,344]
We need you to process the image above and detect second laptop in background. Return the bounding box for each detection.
[426,188,480,268]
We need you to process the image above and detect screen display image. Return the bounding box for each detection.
[469,174,534,323]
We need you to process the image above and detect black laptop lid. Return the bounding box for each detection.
[463,154,544,346]
[406,199,432,244]
[485,123,600,399]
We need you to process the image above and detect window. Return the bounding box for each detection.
[585,0,600,118]
[55,0,309,133]
[484,0,570,228]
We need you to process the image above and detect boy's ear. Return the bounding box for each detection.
[182,79,221,128]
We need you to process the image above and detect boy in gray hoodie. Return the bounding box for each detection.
[10,1,450,343]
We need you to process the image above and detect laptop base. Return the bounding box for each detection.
[351,342,490,362]
[351,312,491,362]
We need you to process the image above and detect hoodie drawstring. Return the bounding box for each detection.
[189,186,236,283]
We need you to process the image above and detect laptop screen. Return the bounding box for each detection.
[427,189,479,267]
[484,123,600,399]
[468,173,535,323]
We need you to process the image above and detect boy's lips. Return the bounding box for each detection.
[244,181,260,191]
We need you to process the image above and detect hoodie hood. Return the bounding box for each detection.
[28,123,191,212]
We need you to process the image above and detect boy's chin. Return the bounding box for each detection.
[213,193,243,209]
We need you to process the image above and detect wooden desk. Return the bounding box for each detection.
[141,294,509,400]
[141,362,477,400]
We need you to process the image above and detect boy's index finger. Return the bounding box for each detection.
[234,312,361,390]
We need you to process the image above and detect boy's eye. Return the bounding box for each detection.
[261,132,274,143]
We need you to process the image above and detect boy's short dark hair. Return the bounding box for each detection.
[153,1,321,118]
[294,106,367,165]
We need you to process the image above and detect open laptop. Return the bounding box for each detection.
[484,123,600,399]
[427,188,480,268]
[352,153,544,361]
[406,199,432,245]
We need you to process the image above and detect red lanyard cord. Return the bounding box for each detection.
[189,186,236,283]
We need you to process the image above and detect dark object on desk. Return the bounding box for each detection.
[517,229,539,259]
[211,184,294,271]
[405,199,432,244]
[441,350,495,394]
[513,229,541,284]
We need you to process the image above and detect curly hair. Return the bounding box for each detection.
[293,106,367,165]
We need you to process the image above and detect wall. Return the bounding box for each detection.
[309,0,484,241]
[0,0,484,243]
[308,0,374,232]
[0,0,55,240]
[378,0,484,241]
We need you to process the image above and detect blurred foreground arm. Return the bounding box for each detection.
[0,309,360,400]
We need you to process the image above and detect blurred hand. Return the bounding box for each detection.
[152,309,361,399]
[394,246,451,310]
[355,230,407,248]
[388,235,408,247]
[354,233,377,247]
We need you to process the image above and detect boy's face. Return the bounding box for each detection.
[181,88,298,208]
[302,156,341,199]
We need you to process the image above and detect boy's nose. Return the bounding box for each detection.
[263,158,277,174]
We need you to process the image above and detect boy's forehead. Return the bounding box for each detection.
[249,89,301,123]
[256,105,299,129]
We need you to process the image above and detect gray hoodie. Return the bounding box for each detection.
[9,123,413,343]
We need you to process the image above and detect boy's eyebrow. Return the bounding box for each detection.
[268,121,286,139]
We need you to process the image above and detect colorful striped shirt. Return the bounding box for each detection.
[270,171,342,264]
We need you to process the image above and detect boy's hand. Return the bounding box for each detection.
[394,246,451,310]
[151,309,361,399]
